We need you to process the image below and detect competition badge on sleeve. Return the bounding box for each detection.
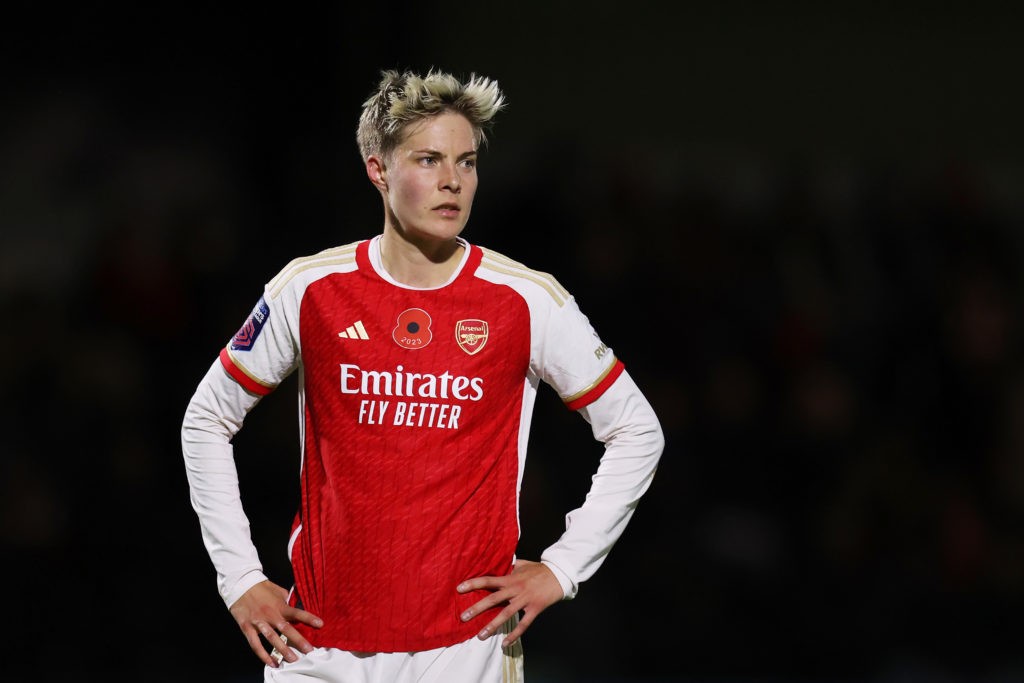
[230,296,270,351]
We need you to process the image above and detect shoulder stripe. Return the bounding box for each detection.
[480,248,569,306]
[268,244,359,299]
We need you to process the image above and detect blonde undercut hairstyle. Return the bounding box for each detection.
[356,69,506,162]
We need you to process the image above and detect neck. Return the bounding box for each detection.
[379,227,464,288]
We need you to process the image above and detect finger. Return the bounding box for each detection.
[268,634,291,667]
[242,627,276,668]
[277,620,317,655]
[278,629,313,655]
[457,575,504,593]
[283,606,324,630]
[501,610,535,647]
[476,606,518,641]
[460,591,511,623]
[258,623,297,664]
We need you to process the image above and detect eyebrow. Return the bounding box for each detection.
[410,148,478,160]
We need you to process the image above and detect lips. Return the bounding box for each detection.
[433,203,461,218]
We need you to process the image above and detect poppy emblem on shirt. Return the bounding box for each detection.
[455,319,489,355]
[393,308,432,349]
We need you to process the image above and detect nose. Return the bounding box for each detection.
[440,163,461,193]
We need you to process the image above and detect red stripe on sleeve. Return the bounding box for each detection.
[564,359,625,411]
[219,347,274,396]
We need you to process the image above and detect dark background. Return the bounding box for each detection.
[3,2,1024,681]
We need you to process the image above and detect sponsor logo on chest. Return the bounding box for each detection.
[334,307,493,430]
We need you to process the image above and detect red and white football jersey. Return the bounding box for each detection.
[217,236,624,652]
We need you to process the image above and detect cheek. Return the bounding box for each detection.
[393,176,431,209]
[386,179,416,214]
[463,177,479,202]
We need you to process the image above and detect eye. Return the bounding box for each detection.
[419,156,438,167]
[460,158,477,170]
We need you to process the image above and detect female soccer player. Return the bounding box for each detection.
[182,68,664,682]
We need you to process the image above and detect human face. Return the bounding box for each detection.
[377,111,479,244]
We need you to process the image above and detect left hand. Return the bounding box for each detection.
[456,558,565,647]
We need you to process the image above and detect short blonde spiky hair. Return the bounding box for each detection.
[356,69,506,162]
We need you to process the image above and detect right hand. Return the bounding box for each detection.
[229,580,323,668]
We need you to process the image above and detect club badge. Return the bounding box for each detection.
[455,319,489,355]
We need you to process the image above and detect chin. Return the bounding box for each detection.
[416,220,468,242]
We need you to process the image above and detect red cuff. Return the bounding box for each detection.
[219,347,274,396]
[564,359,625,411]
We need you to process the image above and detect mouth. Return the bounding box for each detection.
[433,203,461,217]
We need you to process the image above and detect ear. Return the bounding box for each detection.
[366,155,387,192]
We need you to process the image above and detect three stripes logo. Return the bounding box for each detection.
[338,321,369,340]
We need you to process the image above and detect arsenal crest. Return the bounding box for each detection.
[455,319,488,355]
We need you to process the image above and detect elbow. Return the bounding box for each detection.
[181,392,234,447]
[181,400,209,449]
[651,422,666,461]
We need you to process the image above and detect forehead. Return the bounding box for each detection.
[398,112,477,151]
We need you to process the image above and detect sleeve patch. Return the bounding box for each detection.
[230,296,270,351]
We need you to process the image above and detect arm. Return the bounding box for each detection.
[457,370,664,644]
[181,360,266,606]
[182,359,321,666]
[540,370,664,597]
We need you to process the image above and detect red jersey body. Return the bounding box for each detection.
[218,237,624,652]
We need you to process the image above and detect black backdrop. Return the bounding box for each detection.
[3,2,1024,681]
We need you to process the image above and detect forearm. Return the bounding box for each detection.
[540,371,664,598]
[181,360,268,607]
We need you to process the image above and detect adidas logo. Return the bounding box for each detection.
[338,321,369,340]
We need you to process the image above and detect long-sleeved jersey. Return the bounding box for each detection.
[182,235,663,652]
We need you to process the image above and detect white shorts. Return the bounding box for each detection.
[264,617,524,683]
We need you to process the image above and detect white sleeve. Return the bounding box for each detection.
[539,370,664,599]
[181,359,269,608]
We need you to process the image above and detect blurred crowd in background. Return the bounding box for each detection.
[3,3,1023,682]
